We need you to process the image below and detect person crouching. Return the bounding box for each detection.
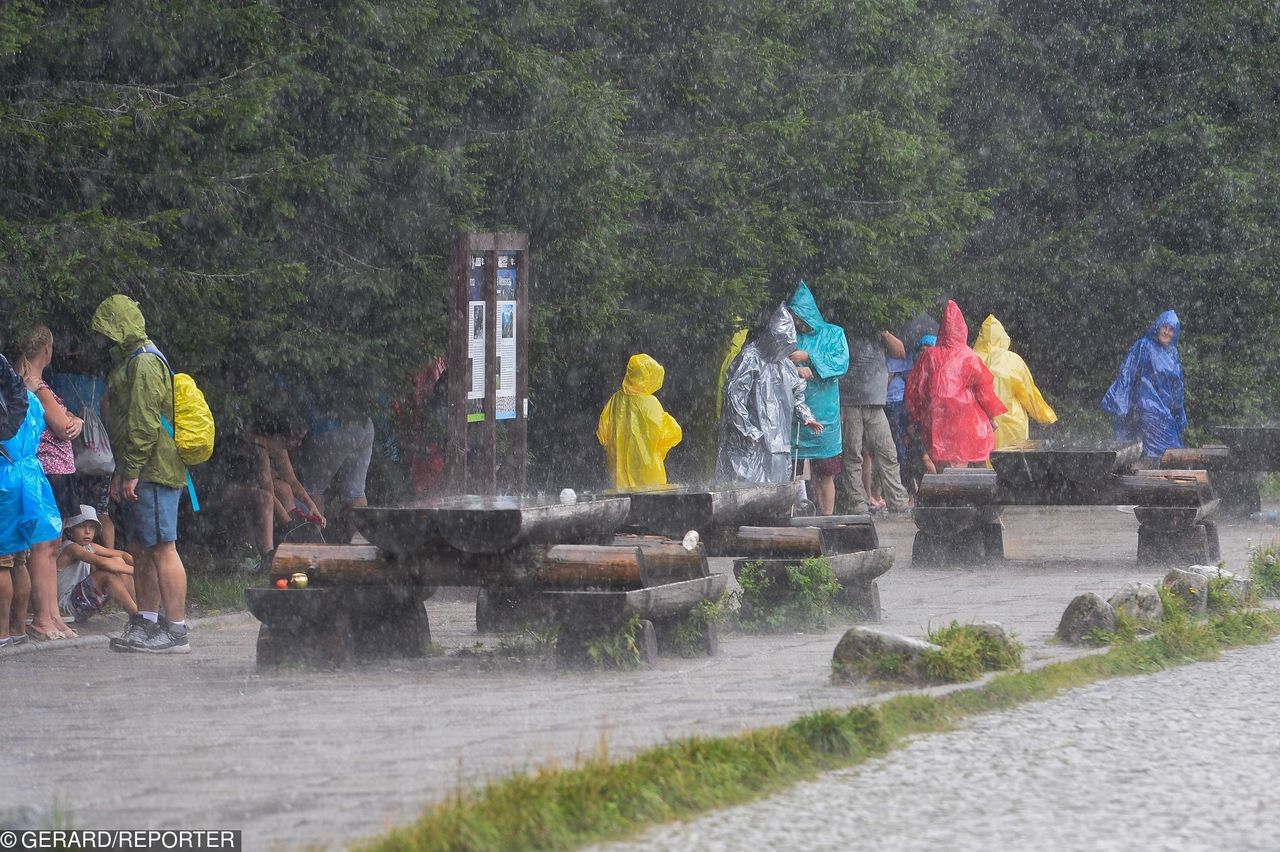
[56,505,139,627]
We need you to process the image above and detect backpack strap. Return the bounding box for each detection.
[126,346,201,513]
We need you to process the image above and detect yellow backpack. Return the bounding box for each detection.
[131,346,216,466]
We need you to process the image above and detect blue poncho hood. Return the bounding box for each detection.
[787,282,848,460]
[1101,309,1186,458]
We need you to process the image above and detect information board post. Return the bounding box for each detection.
[445,232,529,495]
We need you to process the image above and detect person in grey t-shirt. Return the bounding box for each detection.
[836,330,910,514]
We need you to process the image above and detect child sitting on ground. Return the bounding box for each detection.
[56,505,138,624]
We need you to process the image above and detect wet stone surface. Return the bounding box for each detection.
[0,506,1274,848]
[600,639,1280,852]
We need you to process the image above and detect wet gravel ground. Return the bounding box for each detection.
[601,638,1280,852]
[1,507,1276,848]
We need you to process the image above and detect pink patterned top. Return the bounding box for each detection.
[36,380,76,475]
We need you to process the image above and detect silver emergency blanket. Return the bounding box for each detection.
[714,304,816,484]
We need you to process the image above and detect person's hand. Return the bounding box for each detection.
[122,478,140,502]
[789,350,808,363]
[65,416,83,441]
[109,475,121,502]
[309,512,327,529]
[804,418,824,434]
[797,366,814,380]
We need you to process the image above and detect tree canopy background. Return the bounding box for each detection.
[1,0,1275,497]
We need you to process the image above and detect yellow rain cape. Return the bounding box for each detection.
[973,315,1057,448]
[597,354,683,489]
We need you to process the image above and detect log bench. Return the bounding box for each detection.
[911,445,1220,567]
[248,532,727,669]
[1161,441,1274,516]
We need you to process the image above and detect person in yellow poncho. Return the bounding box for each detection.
[597,354,683,489]
[972,314,1058,448]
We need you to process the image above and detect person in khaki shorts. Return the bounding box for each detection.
[836,329,911,515]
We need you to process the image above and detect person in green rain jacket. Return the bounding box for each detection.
[89,295,191,654]
[597,354,683,490]
[787,282,849,515]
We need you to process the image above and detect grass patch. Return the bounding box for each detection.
[1248,540,1280,598]
[665,595,730,657]
[735,557,842,632]
[186,569,256,616]
[584,615,645,669]
[833,622,1023,684]
[359,607,1280,852]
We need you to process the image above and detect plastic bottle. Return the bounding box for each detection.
[1249,510,1279,523]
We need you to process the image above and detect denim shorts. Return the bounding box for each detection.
[121,482,181,549]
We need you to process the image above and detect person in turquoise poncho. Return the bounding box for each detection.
[787,282,849,515]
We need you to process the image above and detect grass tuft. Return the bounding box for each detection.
[735,557,842,632]
[1247,540,1280,598]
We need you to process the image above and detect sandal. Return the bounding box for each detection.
[58,626,79,639]
[27,628,63,642]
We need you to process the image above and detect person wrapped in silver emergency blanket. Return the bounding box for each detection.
[714,304,823,484]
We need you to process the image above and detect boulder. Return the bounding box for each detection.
[1108,582,1164,623]
[832,627,940,682]
[1057,593,1116,644]
[972,621,1009,643]
[1185,564,1254,607]
[1163,568,1208,614]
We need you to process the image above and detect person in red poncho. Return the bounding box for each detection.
[905,301,1007,468]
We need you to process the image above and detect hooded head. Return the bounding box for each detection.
[787,281,825,333]
[758,303,798,362]
[1145,309,1181,348]
[973,314,1010,357]
[937,300,969,348]
[621,353,664,396]
[89,295,149,360]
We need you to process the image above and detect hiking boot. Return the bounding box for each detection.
[132,619,191,655]
[110,614,155,652]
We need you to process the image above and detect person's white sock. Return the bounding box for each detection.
[169,620,185,628]
[140,611,159,623]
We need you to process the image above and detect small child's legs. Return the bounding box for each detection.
[93,570,138,616]
[9,551,30,638]
[0,554,13,640]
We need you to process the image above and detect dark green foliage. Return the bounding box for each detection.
[735,556,842,632]
[3,0,1277,504]
[665,594,728,657]
[583,613,645,669]
[947,1,1280,431]
[1248,542,1280,599]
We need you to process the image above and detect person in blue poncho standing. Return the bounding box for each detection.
[787,282,849,515]
[1,355,63,648]
[1101,310,1186,463]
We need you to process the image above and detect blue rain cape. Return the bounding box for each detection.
[787,282,848,459]
[1101,309,1186,458]
[0,391,63,556]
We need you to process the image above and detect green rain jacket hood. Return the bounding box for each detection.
[90,295,185,488]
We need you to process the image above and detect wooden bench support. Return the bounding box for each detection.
[247,586,431,669]
[1137,522,1213,566]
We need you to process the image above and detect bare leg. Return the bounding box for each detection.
[811,474,836,516]
[10,554,30,635]
[27,539,63,635]
[0,565,12,640]
[98,573,138,616]
[129,543,161,615]
[99,513,116,550]
[148,541,187,623]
